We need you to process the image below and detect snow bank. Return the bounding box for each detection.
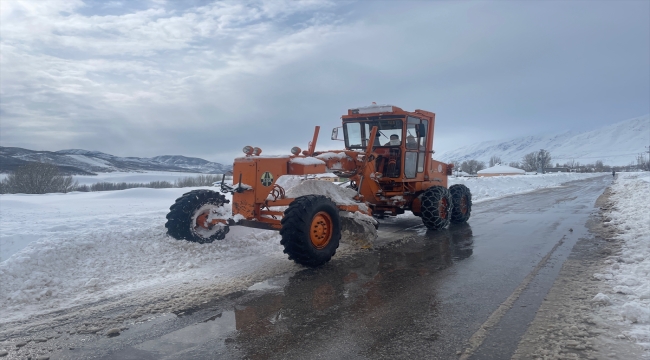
[449,172,603,203]
[0,187,298,324]
[594,172,650,349]
[0,180,373,324]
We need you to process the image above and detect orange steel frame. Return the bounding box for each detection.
[224,106,451,230]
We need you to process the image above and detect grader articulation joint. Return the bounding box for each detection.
[165,105,472,267]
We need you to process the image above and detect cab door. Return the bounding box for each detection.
[404,116,428,179]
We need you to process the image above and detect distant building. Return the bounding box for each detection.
[544,167,569,173]
[477,164,525,177]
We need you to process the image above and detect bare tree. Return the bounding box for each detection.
[461,160,486,174]
[508,161,521,169]
[564,159,576,169]
[0,178,8,194]
[522,152,538,172]
[521,150,552,172]
[595,160,605,172]
[4,162,78,194]
[537,149,552,172]
[489,155,502,167]
[476,161,486,173]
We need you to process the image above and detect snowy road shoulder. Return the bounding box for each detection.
[449,172,604,203]
[592,172,650,350]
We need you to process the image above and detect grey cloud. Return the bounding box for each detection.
[1,0,648,165]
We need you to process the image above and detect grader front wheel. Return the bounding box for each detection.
[280,195,341,267]
[165,190,230,244]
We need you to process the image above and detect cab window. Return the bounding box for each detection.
[343,119,403,149]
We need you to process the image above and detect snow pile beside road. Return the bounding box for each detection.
[450,172,603,203]
[0,188,295,324]
[0,180,374,324]
[596,172,650,349]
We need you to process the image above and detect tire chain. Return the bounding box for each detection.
[419,186,452,230]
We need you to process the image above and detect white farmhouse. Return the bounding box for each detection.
[477,164,525,177]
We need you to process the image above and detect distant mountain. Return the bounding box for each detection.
[150,155,228,173]
[436,115,650,166]
[0,147,232,174]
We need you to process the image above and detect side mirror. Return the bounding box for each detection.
[331,127,344,141]
[416,123,426,137]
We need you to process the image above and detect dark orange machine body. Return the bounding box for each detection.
[221,105,452,230]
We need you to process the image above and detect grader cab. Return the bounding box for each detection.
[165,105,472,267]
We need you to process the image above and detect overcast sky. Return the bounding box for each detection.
[1,0,648,164]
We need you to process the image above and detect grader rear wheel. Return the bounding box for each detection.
[280,195,341,267]
[449,184,472,224]
[419,186,452,230]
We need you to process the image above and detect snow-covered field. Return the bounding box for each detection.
[592,172,650,350]
[0,172,604,325]
[72,171,208,185]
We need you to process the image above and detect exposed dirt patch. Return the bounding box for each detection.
[512,188,647,359]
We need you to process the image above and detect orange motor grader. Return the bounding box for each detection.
[165,104,472,267]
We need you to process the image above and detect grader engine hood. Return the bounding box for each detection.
[229,153,368,226]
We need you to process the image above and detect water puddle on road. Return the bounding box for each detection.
[131,311,237,356]
[247,278,284,291]
[63,224,476,359]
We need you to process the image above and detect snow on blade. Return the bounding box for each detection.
[283,179,377,242]
[316,152,349,161]
[284,180,367,211]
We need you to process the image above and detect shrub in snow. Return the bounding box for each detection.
[2,162,78,194]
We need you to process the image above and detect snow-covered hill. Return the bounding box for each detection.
[437,115,650,166]
[0,147,232,174]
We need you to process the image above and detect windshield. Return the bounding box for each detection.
[343,119,403,149]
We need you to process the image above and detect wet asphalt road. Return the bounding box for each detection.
[56,175,611,360]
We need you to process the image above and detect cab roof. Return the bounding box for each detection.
[344,104,434,120]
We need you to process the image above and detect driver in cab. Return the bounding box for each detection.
[384,134,401,146]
